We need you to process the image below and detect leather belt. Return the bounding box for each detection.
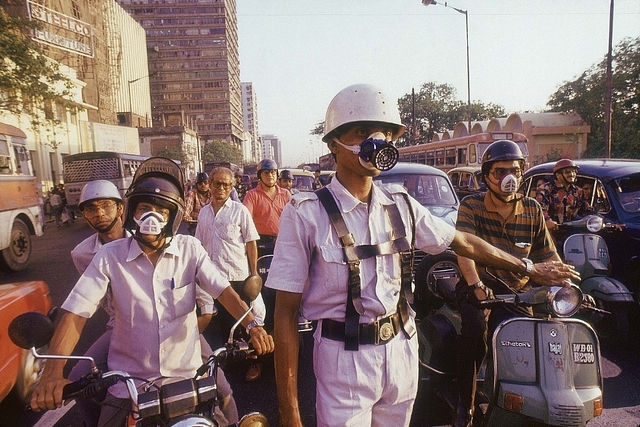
[321,313,402,346]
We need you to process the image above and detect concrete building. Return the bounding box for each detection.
[241,82,261,163]
[116,0,244,148]
[261,134,282,167]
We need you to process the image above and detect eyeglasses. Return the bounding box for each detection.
[489,167,523,179]
[210,181,233,190]
[83,201,117,215]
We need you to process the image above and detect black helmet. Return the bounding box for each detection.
[481,140,525,177]
[124,157,185,237]
[196,172,209,184]
[279,169,293,180]
[257,159,278,179]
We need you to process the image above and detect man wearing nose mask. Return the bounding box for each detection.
[453,140,570,427]
[535,158,592,231]
[265,86,578,427]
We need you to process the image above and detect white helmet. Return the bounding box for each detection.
[78,180,122,210]
[322,84,406,142]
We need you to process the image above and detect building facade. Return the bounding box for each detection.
[260,134,282,167]
[241,82,261,163]
[116,0,244,148]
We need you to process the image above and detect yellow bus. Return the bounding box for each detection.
[397,131,529,173]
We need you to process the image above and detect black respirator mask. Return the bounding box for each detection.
[333,132,399,171]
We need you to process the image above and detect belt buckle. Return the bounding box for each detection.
[376,317,395,345]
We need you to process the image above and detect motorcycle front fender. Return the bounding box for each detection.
[581,276,635,303]
[490,317,603,426]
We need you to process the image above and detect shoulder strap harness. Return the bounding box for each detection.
[315,187,416,350]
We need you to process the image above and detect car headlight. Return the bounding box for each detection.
[545,285,582,317]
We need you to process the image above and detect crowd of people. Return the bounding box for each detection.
[31,83,585,427]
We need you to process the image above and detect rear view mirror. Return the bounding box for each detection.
[241,274,263,304]
[9,312,54,349]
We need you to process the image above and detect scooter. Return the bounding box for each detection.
[8,277,269,427]
[417,274,604,426]
[557,215,635,345]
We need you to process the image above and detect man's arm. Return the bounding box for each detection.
[273,290,304,427]
[450,230,579,285]
[246,240,258,276]
[217,286,274,355]
[30,311,87,411]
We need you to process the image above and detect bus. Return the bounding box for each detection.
[63,151,148,209]
[0,123,44,272]
[397,131,529,173]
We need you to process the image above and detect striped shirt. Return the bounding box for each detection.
[456,192,557,291]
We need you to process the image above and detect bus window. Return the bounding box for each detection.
[435,149,445,167]
[469,144,477,164]
[0,139,12,174]
[418,152,426,164]
[458,147,467,165]
[426,151,435,166]
[445,148,456,166]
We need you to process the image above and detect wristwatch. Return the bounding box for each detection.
[521,258,534,275]
[246,318,264,331]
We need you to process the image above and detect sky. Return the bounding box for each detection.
[236,0,640,168]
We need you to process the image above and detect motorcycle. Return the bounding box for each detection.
[417,273,604,426]
[8,277,268,427]
[557,215,635,345]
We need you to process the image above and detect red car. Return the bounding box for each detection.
[0,281,53,404]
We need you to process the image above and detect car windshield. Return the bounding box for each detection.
[376,173,457,206]
[294,175,314,191]
[616,173,640,214]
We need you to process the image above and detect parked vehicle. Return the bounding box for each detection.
[0,124,44,272]
[417,275,604,426]
[0,281,53,404]
[557,215,634,345]
[522,159,640,302]
[7,278,268,427]
[374,162,461,317]
[447,166,485,200]
[287,169,315,192]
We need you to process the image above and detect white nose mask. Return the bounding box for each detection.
[134,211,167,235]
[500,174,519,194]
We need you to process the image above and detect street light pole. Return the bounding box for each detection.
[422,0,472,131]
[604,0,614,158]
[128,73,154,127]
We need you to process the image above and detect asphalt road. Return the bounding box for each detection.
[1,217,639,426]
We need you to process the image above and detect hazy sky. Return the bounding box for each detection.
[237,0,640,167]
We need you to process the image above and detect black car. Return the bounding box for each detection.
[522,159,640,298]
[374,163,461,316]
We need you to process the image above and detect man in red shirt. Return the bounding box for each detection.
[242,158,290,381]
[242,159,291,255]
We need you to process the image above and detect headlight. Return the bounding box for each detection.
[586,216,604,233]
[545,285,582,317]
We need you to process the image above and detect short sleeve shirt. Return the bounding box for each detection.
[536,181,591,223]
[456,192,557,291]
[195,199,260,281]
[265,178,455,323]
[62,234,229,397]
[242,185,291,235]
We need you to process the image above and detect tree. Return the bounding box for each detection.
[0,3,73,129]
[397,83,505,147]
[201,140,243,165]
[547,37,640,158]
[156,146,187,164]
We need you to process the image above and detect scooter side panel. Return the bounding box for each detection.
[493,320,537,383]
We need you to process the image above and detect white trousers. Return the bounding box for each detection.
[313,322,418,427]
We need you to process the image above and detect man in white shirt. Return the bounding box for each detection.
[196,167,266,381]
[31,158,273,427]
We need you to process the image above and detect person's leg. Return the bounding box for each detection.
[370,333,418,427]
[97,393,130,427]
[455,281,489,426]
[69,330,112,427]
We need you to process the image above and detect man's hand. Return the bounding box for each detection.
[531,260,580,286]
[248,326,274,355]
[30,376,72,412]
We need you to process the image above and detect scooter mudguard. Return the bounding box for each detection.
[581,276,635,303]
[489,317,603,426]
